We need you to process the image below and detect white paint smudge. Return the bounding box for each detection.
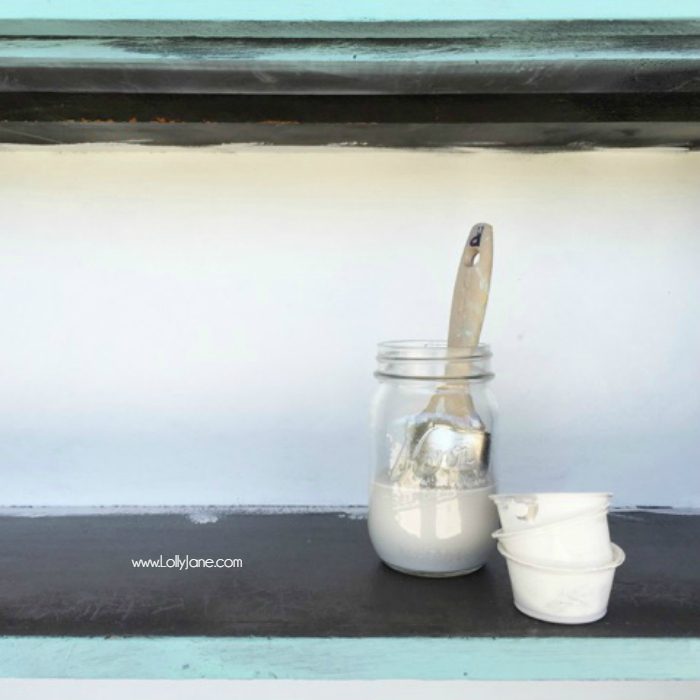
[0,505,370,520]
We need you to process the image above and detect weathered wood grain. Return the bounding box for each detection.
[0,20,699,146]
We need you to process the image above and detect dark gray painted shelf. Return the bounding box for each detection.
[1,19,699,148]
[0,510,697,638]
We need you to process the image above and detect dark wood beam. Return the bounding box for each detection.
[1,21,699,147]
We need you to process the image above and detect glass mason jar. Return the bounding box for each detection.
[369,341,499,577]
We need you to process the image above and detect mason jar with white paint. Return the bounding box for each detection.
[369,341,499,577]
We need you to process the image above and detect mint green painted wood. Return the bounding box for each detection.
[1,1,699,22]
[0,637,698,681]
[1,2,699,39]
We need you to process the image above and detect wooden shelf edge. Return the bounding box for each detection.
[2,120,700,150]
[0,21,699,147]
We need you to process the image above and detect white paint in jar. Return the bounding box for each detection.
[368,477,498,577]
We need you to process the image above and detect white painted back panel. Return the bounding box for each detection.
[0,146,698,506]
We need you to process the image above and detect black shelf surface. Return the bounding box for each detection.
[0,510,697,638]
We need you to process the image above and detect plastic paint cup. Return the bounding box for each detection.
[492,507,612,568]
[490,492,612,533]
[497,541,625,625]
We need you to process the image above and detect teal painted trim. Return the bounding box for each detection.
[1,1,699,22]
[0,637,698,681]
[2,19,700,40]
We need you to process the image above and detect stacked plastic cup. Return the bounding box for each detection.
[491,493,625,624]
